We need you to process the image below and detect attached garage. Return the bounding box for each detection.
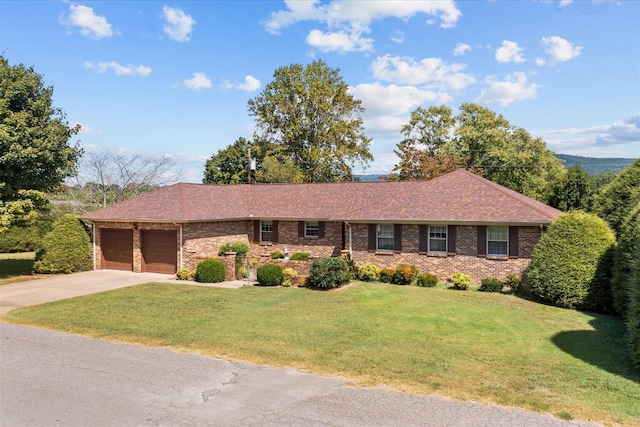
[141,230,177,274]
[101,229,133,271]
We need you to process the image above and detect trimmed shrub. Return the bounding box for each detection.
[527,211,616,311]
[505,273,522,294]
[594,159,640,235]
[257,264,283,286]
[195,259,226,283]
[628,234,640,370]
[452,272,471,290]
[611,203,640,318]
[176,268,196,280]
[479,278,504,293]
[270,251,284,259]
[379,268,395,283]
[33,214,92,274]
[392,264,418,286]
[290,252,310,261]
[308,257,350,289]
[416,273,438,288]
[357,263,381,282]
[282,267,297,287]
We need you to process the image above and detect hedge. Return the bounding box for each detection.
[33,214,92,274]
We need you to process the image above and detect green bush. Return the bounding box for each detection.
[594,159,640,235]
[308,257,350,289]
[416,273,438,287]
[270,251,284,259]
[479,278,504,293]
[505,273,522,294]
[282,267,297,287]
[257,264,283,286]
[33,214,92,274]
[176,268,196,280]
[527,211,616,311]
[611,203,640,318]
[357,263,381,281]
[195,259,226,283]
[392,264,418,286]
[379,268,395,283]
[218,241,250,257]
[452,272,471,290]
[290,252,310,261]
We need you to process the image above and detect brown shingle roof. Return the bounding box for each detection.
[81,169,561,224]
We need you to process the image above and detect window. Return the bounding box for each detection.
[428,226,447,253]
[305,221,319,237]
[377,224,394,251]
[487,226,508,256]
[260,221,273,243]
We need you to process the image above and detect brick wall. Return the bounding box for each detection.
[247,220,343,259]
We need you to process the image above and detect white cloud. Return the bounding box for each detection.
[180,72,212,90]
[61,4,113,39]
[541,36,582,62]
[535,58,546,66]
[391,31,405,44]
[74,122,105,135]
[495,40,525,63]
[371,55,475,91]
[264,0,461,52]
[306,29,374,53]
[453,42,471,56]
[84,61,152,76]
[162,6,196,42]
[236,75,261,92]
[475,72,540,106]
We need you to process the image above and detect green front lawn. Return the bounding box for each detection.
[3,282,638,425]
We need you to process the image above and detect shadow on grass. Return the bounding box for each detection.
[0,258,35,279]
[551,314,640,383]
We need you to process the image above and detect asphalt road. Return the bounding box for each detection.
[0,323,595,427]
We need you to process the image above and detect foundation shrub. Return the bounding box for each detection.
[416,273,438,288]
[379,268,395,283]
[33,214,92,274]
[176,268,196,280]
[452,272,471,290]
[282,268,297,287]
[308,257,350,289]
[290,252,310,261]
[195,259,226,283]
[392,264,418,286]
[505,273,522,294]
[479,278,504,293]
[257,264,283,286]
[357,263,381,282]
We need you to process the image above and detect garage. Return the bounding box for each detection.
[141,230,177,274]
[101,229,133,271]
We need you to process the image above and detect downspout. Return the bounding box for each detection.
[174,223,183,269]
[345,222,353,255]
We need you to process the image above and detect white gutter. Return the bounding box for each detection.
[174,223,184,269]
[344,222,353,255]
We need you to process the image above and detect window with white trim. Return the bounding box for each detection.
[428,226,447,253]
[377,224,394,251]
[487,226,508,256]
[260,221,273,243]
[305,221,319,237]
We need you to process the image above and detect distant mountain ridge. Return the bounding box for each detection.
[355,154,637,182]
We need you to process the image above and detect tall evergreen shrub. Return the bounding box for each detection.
[611,203,640,318]
[33,214,92,274]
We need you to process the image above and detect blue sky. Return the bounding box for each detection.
[1,0,638,182]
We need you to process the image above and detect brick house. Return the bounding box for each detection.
[81,169,561,283]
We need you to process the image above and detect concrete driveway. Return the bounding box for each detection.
[0,270,247,315]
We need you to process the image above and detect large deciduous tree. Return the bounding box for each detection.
[0,56,81,231]
[203,137,253,185]
[248,60,373,182]
[548,165,597,212]
[390,103,565,203]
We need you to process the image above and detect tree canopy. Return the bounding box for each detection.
[548,165,597,212]
[594,159,640,235]
[0,56,81,231]
[248,60,373,182]
[390,103,565,202]
[203,137,253,185]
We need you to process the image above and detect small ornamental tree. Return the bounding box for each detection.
[33,214,92,274]
[527,211,616,311]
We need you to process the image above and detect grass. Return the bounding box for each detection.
[0,252,46,285]
[3,281,639,426]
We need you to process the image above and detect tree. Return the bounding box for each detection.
[66,149,179,212]
[626,213,640,370]
[389,103,565,203]
[527,211,616,312]
[203,137,253,185]
[611,203,640,318]
[594,159,640,235]
[254,155,304,183]
[0,56,81,231]
[248,60,373,182]
[548,165,597,212]
[33,214,92,274]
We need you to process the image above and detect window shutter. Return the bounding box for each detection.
[394,224,402,252]
[419,225,428,253]
[272,221,279,243]
[253,221,261,243]
[318,221,325,238]
[477,226,487,256]
[298,221,305,238]
[368,224,376,251]
[448,225,456,254]
[509,226,519,257]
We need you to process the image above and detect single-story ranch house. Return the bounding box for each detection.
[81,169,562,283]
